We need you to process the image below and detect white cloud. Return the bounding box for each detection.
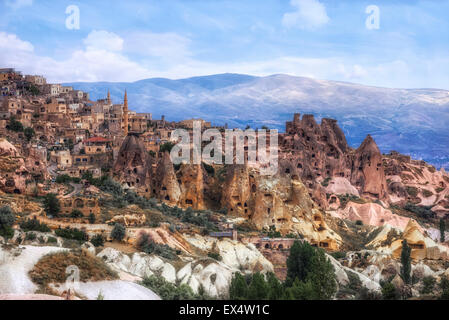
[282,0,329,30]
[83,30,124,52]
[5,0,33,10]
[0,31,150,82]
[0,32,33,52]
[1,31,447,89]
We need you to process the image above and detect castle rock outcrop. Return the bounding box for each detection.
[280,114,389,206]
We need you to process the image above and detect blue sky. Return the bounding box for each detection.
[1,0,448,88]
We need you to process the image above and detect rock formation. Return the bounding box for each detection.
[383,151,449,215]
[220,164,342,250]
[113,134,153,195]
[367,220,449,261]
[0,139,31,194]
[333,201,410,230]
[351,135,388,199]
[154,152,181,206]
[280,114,389,205]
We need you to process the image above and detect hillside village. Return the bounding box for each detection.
[1,68,449,300]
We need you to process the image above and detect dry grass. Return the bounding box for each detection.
[29,249,118,286]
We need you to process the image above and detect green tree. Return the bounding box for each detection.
[381,282,399,300]
[24,127,35,141]
[285,241,336,300]
[229,273,248,300]
[0,206,16,239]
[29,84,40,96]
[440,218,446,243]
[307,248,337,300]
[266,272,283,300]
[285,278,315,300]
[159,142,175,153]
[286,241,316,284]
[43,193,60,217]
[88,213,96,224]
[7,116,23,132]
[400,240,412,284]
[111,223,126,241]
[247,272,268,300]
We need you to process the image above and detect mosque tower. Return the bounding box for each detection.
[123,90,129,136]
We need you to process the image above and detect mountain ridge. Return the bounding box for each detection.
[65,73,449,169]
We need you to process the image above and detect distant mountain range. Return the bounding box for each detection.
[65,73,449,169]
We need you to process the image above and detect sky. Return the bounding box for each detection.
[0,0,448,89]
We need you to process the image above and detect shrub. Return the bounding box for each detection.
[266,225,282,238]
[91,234,105,247]
[0,205,15,228]
[207,252,222,261]
[47,237,57,244]
[70,209,83,218]
[111,223,126,241]
[7,116,23,132]
[421,276,436,295]
[24,127,35,141]
[141,275,196,300]
[356,287,381,300]
[440,276,449,299]
[20,218,51,232]
[25,232,37,241]
[346,271,362,291]
[99,177,123,196]
[330,251,346,260]
[381,282,399,300]
[43,193,60,217]
[404,203,434,219]
[159,142,175,153]
[321,177,331,187]
[406,186,418,197]
[55,227,88,242]
[55,174,72,184]
[88,213,96,224]
[422,189,433,198]
[0,206,16,239]
[355,220,363,226]
[136,232,177,260]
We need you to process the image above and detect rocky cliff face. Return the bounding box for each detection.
[0,139,31,194]
[280,114,389,205]
[350,135,388,200]
[383,151,449,216]
[113,134,153,194]
[153,153,206,210]
[221,164,342,250]
[154,152,181,206]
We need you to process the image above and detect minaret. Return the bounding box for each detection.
[107,89,111,104]
[123,90,129,136]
